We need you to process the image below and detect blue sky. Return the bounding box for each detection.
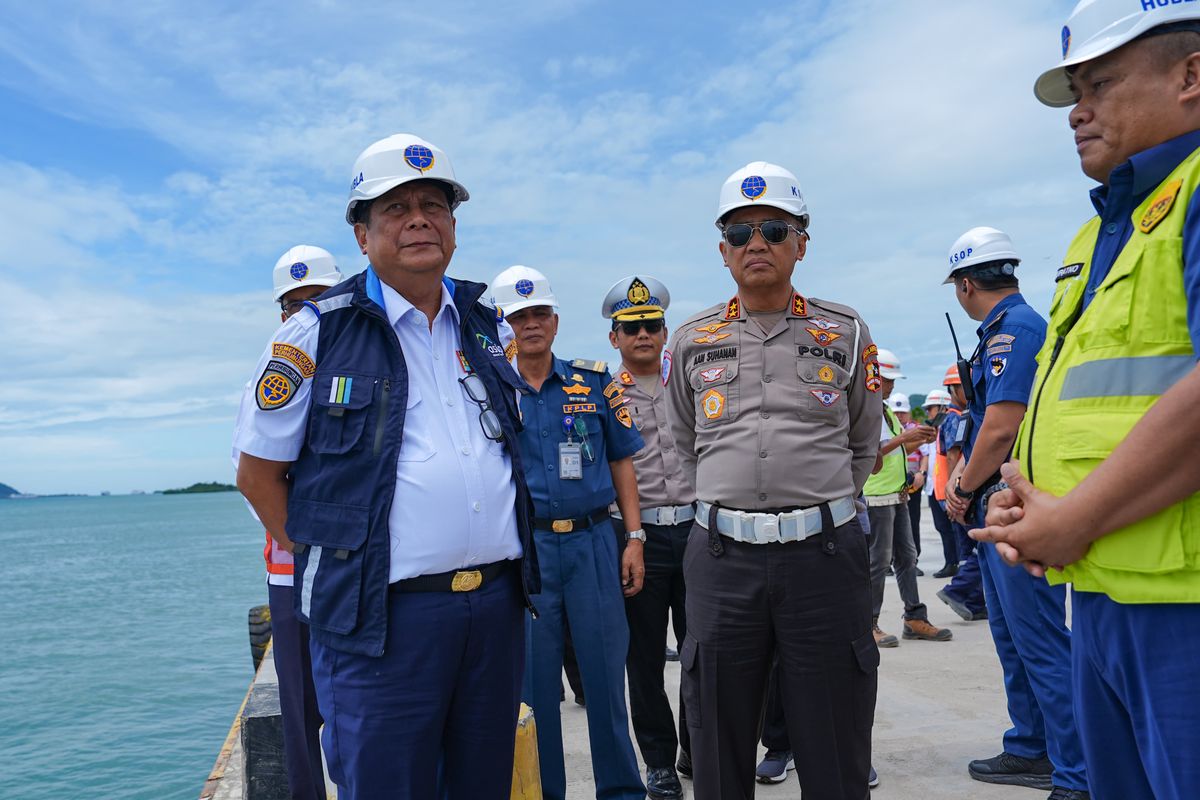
[1,1,1094,494]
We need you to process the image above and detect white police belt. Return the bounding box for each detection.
[612,504,697,527]
[695,496,857,545]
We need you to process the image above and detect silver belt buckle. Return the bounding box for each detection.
[757,515,780,543]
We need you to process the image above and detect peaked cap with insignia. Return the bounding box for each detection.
[601,274,670,322]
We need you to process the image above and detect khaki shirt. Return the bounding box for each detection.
[613,362,697,510]
[665,290,883,510]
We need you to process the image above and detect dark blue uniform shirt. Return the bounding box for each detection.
[1088,128,1200,356]
[518,356,644,519]
[963,293,1047,462]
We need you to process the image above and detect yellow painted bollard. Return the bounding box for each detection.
[511,703,542,799]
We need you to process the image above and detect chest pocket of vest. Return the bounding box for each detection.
[689,362,738,428]
[796,362,850,424]
[308,374,376,455]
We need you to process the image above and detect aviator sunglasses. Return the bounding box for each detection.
[721,219,806,248]
[616,319,665,336]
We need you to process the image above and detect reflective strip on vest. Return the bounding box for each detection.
[1059,355,1194,401]
[314,294,353,314]
[300,545,322,619]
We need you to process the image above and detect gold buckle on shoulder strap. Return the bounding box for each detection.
[451,570,483,592]
[551,519,574,533]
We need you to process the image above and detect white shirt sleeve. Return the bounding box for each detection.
[232,309,321,463]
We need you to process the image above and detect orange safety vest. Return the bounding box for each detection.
[931,408,963,502]
[264,530,294,576]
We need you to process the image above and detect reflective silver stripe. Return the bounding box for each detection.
[300,545,323,619]
[314,294,353,314]
[1059,355,1195,401]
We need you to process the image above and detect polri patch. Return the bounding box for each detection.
[272,343,315,378]
[1055,263,1084,282]
[1139,179,1183,234]
[798,345,848,367]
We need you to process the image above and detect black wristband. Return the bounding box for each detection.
[953,479,975,499]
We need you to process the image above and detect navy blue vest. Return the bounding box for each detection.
[287,269,538,657]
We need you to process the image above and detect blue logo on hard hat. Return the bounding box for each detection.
[290,262,309,281]
[404,144,435,173]
[515,279,535,297]
[1062,26,1071,58]
[741,176,767,200]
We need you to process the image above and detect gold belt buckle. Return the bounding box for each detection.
[551,519,574,533]
[451,570,483,592]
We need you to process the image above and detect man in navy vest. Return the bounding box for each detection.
[235,133,537,800]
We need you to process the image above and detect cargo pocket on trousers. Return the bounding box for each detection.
[679,635,702,728]
[852,630,880,674]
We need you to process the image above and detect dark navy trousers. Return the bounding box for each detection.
[1073,590,1200,800]
[524,520,644,800]
[310,568,525,800]
[978,541,1087,791]
[939,521,986,614]
[268,583,327,800]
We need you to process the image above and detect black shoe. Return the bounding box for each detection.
[574,694,585,707]
[1047,788,1090,800]
[933,563,959,579]
[676,750,692,779]
[938,588,987,622]
[968,752,1053,790]
[646,766,683,799]
[915,567,926,576]
[665,646,680,662]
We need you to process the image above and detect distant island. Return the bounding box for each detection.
[162,482,239,495]
[0,482,19,498]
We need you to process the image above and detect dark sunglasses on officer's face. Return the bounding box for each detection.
[721,219,805,248]
[615,319,665,336]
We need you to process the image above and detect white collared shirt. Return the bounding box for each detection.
[233,280,522,582]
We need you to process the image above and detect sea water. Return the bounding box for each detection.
[1,493,266,799]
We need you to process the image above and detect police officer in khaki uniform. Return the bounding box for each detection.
[665,161,883,799]
[602,275,695,800]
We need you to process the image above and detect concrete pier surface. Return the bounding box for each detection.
[209,507,1054,799]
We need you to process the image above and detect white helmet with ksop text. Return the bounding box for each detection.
[945,227,1021,284]
[876,348,905,380]
[272,245,345,302]
[716,161,809,230]
[345,133,469,225]
[1035,0,1200,107]
[490,265,559,316]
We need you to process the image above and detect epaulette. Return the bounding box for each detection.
[570,359,607,373]
[676,301,727,331]
[807,296,863,321]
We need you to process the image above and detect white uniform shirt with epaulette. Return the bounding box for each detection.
[665,291,883,510]
[233,279,523,582]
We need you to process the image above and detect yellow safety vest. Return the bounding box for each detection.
[864,406,907,497]
[1013,148,1200,603]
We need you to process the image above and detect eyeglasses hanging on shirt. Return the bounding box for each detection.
[459,374,504,442]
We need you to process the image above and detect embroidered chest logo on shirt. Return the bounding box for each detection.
[563,403,597,414]
[810,389,841,407]
[805,328,843,346]
[701,389,726,420]
[562,383,592,396]
[693,332,732,345]
[1139,179,1183,234]
[818,366,835,383]
[475,333,505,359]
[809,317,841,331]
[1055,263,1084,283]
[694,321,731,335]
[699,366,726,383]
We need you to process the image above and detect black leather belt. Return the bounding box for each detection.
[389,560,512,594]
[533,507,609,533]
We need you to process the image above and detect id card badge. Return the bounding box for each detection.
[559,442,583,480]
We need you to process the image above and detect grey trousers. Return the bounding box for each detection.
[867,502,928,622]
[680,517,878,800]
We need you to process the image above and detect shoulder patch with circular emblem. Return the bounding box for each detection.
[256,360,303,410]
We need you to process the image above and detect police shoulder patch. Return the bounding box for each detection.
[570,359,606,373]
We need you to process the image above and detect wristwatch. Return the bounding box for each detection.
[953,478,975,500]
[626,528,647,542]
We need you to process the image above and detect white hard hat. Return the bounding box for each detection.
[923,389,953,408]
[345,133,469,225]
[887,394,911,414]
[490,265,558,316]
[715,161,810,230]
[945,226,1021,284]
[1036,0,1200,107]
[272,245,345,302]
[876,348,905,380]
[601,275,670,321]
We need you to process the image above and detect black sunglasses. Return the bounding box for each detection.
[615,319,664,336]
[721,219,805,248]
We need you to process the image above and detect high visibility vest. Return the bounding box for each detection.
[1013,148,1200,603]
[864,405,907,497]
[932,408,963,502]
